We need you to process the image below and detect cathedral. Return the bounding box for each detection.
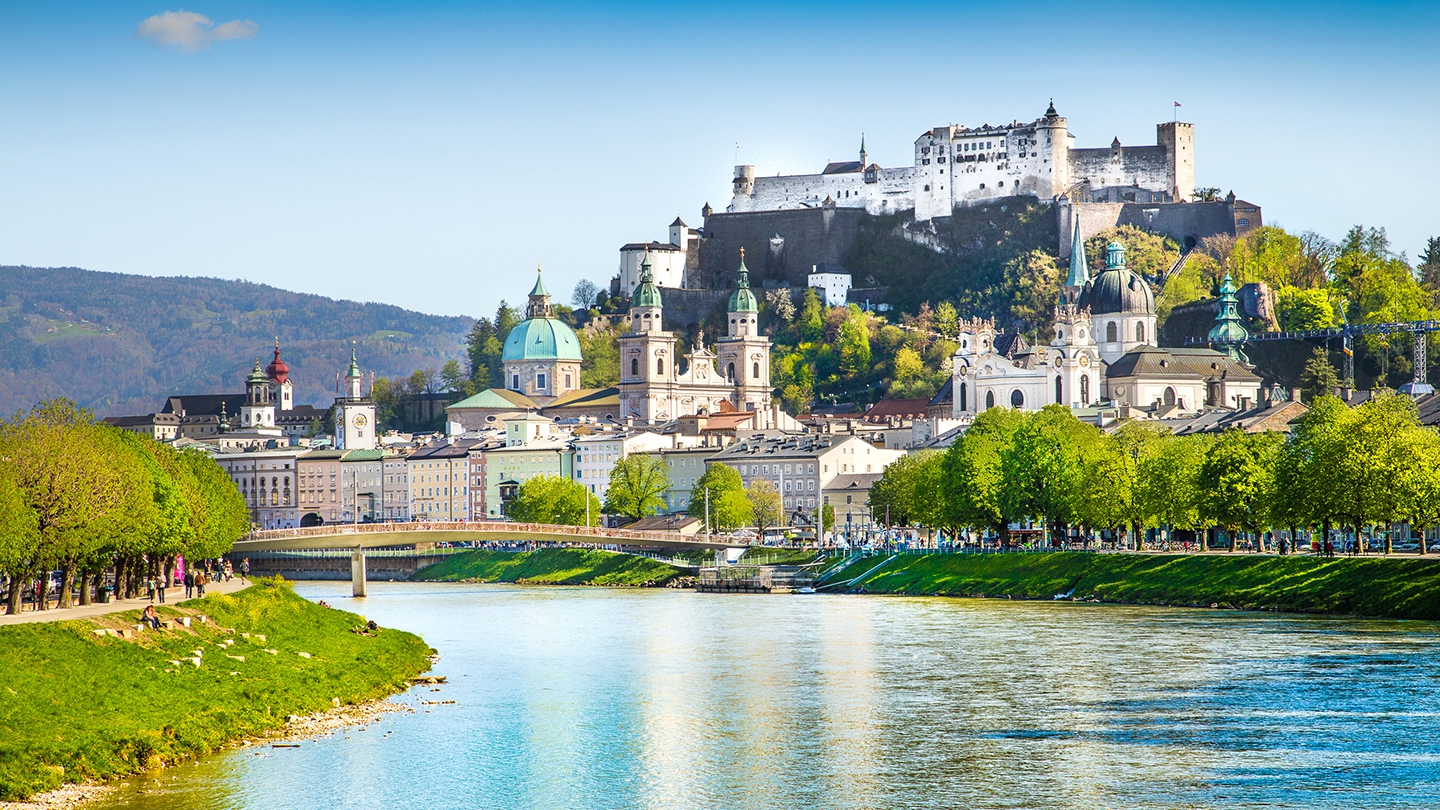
[618,249,772,423]
[952,224,1261,418]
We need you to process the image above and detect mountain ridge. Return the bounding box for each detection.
[0,265,472,417]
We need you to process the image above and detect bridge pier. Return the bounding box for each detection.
[351,547,367,598]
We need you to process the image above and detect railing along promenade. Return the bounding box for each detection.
[239,520,713,549]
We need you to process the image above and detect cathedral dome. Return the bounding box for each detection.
[1078,240,1154,315]
[728,252,758,314]
[503,317,582,362]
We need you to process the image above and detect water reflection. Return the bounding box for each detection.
[92,584,1440,810]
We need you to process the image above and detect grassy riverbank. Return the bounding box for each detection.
[412,548,686,586]
[825,552,1440,620]
[0,578,432,801]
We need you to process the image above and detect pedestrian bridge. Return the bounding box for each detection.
[235,520,740,552]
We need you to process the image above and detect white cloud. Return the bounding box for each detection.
[134,10,258,53]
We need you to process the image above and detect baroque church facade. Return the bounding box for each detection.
[953,224,1262,419]
[618,250,772,423]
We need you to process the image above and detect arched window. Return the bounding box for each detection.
[727,362,735,381]
[1010,389,1024,408]
[1055,375,1064,404]
[1136,322,1146,342]
[1080,374,1090,405]
[958,382,967,411]
[1164,386,1176,406]
[1056,328,1063,342]
[1106,321,1118,342]
[656,358,665,375]
[985,390,996,409]
[753,362,760,379]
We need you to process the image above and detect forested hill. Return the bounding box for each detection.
[0,266,472,417]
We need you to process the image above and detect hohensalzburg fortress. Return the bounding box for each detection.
[728,101,1194,221]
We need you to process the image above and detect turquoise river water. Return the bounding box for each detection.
[90,582,1440,809]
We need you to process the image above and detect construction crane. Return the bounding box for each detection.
[1187,319,1440,395]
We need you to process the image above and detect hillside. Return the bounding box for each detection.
[0,266,472,417]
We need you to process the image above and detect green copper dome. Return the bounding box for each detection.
[346,346,361,378]
[245,358,269,385]
[631,253,662,308]
[1208,274,1250,360]
[502,318,582,362]
[728,252,758,313]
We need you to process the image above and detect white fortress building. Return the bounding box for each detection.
[728,102,1194,223]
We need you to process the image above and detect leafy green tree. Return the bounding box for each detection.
[1335,392,1419,552]
[1003,249,1062,335]
[746,480,782,537]
[603,455,670,520]
[506,475,599,525]
[1085,225,1180,280]
[941,406,1025,542]
[932,301,959,339]
[1418,236,1440,304]
[578,321,620,388]
[1073,432,1135,544]
[1135,433,1208,545]
[1299,348,1342,400]
[819,503,836,539]
[0,453,38,614]
[1000,406,1098,545]
[176,448,250,561]
[837,306,872,377]
[868,452,925,526]
[1199,429,1279,551]
[890,347,923,386]
[1275,287,1338,331]
[798,288,825,343]
[440,360,468,394]
[687,464,749,532]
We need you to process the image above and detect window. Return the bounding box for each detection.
[999,181,1004,187]
[979,183,985,189]
[1237,218,1251,227]
[753,362,760,379]
[1136,322,1145,342]
[1164,387,1176,406]
[656,358,664,375]
[959,382,967,411]
[1055,376,1063,404]
[1106,322,1118,342]
[631,358,640,376]
[1010,389,1024,408]
[985,390,996,409]
[1080,375,1090,405]
[727,362,735,380]
[565,373,572,388]
[536,373,546,390]
[511,374,520,389]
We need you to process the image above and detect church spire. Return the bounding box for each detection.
[526,265,555,318]
[859,133,867,167]
[1208,274,1250,362]
[728,247,758,314]
[1066,220,1089,289]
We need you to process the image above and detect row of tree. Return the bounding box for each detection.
[0,400,251,613]
[868,394,1440,552]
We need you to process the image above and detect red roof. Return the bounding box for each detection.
[863,398,930,422]
[265,341,290,384]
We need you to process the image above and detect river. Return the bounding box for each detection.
[91,582,1440,809]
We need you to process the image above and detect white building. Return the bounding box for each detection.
[573,430,673,502]
[808,264,852,307]
[214,448,303,529]
[334,348,379,451]
[407,440,474,521]
[617,218,699,296]
[709,433,903,518]
[729,103,1195,224]
[382,452,410,521]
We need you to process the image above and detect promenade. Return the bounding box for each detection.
[0,577,250,626]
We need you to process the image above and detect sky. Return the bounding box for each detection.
[1,1,1438,319]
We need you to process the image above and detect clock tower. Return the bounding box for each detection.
[334,346,378,450]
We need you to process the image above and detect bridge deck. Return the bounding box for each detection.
[234,521,741,551]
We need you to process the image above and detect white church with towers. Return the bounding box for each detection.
[951,223,1261,419]
[618,248,773,423]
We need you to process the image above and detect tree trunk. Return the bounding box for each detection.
[78,571,91,606]
[57,561,75,609]
[1384,523,1394,555]
[5,576,22,615]
[1421,525,1429,555]
[1322,519,1331,556]
[1227,527,1236,553]
[36,574,48,611]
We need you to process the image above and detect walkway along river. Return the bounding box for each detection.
[89,583,1440,810]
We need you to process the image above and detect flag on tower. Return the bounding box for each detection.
[1174,101,1181,107]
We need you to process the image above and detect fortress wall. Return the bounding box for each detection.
[1058,201,1241,255]
[697,207,865,289]
[1068,145,1172,193]
[737,172,868,212]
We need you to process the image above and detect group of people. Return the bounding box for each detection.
[147,557,250,602]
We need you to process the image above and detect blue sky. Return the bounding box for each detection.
[1,1,1437,318]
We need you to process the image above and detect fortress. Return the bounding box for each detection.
[728,101,1194,221]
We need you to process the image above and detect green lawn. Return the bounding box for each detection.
[33,320,108,344]
[368,329,414,340]
[412,548,684,586]
[0,579,433,800]
[828,552,1440,620]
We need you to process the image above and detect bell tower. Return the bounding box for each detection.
[715,249,771,413]
[335,345,378,450]
[1050,302,1100,408]
[619,250,678,422]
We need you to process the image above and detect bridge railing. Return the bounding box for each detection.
[240,520,704,547]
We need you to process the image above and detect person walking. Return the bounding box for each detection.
[196,570,206,598]
[240,558,250,584]
[157,575,166,603]
[146,576,156,603]
[183,569,194,599]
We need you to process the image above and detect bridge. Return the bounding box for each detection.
[235,520,743,552]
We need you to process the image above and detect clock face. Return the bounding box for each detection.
[353,413,368,428]
[1080,355,1091,368]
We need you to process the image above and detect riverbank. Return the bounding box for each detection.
[824,552,1440,620]
[411,548,687,586]
[0,578,434,802]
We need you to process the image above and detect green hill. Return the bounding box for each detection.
[0,266,472,417]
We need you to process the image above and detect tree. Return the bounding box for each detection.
[837,306,872,377]
[687,464,750,532]
[578,321,620,389]
[571,279,600,309]
[1419,236,1440,304]
[746,480,782,537]
[1299,348,1342,400]
[940,406,1025,542]
[819,503,836,540]
[1275,287,1338,331]
[798,288,825,343]
[1000,406,1098,545]
[1199,429,1279,551]
[603,455,669,520]
[439,359,467,393]
[765,289,796,323]
[1135,433,1208,547]
[506,475,598,525]
[932,301,959,339]
[890,347,924,386]
[1002,249,1062,335]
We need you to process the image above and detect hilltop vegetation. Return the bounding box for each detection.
[0,266,471,417]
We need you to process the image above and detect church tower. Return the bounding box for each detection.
[715,249,771,413]
[265,338,294,411]
[619,251,679,422]
[1049,301,1101,408]
[241,358,278,431]
[335,346,378,450]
